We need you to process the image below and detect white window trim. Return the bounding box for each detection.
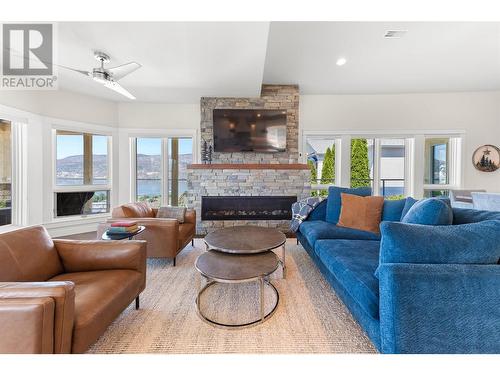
[127,129,197,206]
[302,129,465,198]
[422,134,464,194]
[51,123,115,220]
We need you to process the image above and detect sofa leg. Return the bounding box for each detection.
[135,296,140,310]
[191,238,194,246]
[173,257,176,267]
[296,238,299,245]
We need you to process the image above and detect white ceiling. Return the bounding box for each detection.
[264,22,500,94]
[57,22,270,102]
[55,22,500,102]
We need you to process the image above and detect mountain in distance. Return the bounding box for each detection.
[56,153,192,179]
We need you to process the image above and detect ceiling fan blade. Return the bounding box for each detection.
[107,62,141,81]
[3,46,90,76]
[103,80,136,100]
[57,64,90,76]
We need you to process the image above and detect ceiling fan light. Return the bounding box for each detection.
[92,75,107,84]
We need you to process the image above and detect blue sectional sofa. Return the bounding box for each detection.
[296,187,500,353]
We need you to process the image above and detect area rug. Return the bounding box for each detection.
[87,239,376,354]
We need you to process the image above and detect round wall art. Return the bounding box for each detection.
[472,144,500,172]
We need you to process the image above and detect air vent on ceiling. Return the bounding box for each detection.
[384,30,407,38]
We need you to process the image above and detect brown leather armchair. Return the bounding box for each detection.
[97,202,196,265]
[0,225,146,354]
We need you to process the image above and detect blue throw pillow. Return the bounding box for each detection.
[401,198,453,225]
[382,199,407,222]
[325,186,372,224]
[400,197,417,219]
[379,220,500,265]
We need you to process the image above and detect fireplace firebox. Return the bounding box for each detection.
[201,196,297,221]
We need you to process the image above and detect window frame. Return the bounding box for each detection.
[302,134,341,195]
[131,134,195,207]
[422,134,463,195]
[52,126,112,219]
[302,130,464,198]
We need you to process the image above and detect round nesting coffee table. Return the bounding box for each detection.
[204,226,287,277]
[195,250,280,328]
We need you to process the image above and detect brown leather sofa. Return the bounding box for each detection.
[0,226,146,354]
[97,202,196,265]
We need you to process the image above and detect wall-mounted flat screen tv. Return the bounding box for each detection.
[213,109,287,152]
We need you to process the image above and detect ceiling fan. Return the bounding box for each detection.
[63,51,141,100]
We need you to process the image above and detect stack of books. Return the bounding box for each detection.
[107,221,139,234]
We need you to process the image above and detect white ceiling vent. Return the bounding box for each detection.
[384,30,407,38]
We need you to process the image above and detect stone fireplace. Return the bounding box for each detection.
[186,164,310,234]
[186,84,309,235]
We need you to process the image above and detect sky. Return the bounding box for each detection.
[57,135,192,159]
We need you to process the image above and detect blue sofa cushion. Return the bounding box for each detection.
[298,220,380,248]
[401,198,453,225]
[452,207,500,224]
[400,197,417,219]
[379,220,500,265]
[307,199,328,221]
[325,186,372,224]
[315,239,381,319]
[382,199,406,222]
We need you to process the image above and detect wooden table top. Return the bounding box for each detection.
[195,250,279,282]
[204,226,286,254]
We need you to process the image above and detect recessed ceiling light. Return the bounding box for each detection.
[336,57,347,66]
[384,30,407,38]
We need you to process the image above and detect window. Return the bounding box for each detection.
[56,131,110,186]
[136,138,162,207]
[304,137,338,196]
[350,138,406,198]
[350,138,374,188]
[168,137,193,206]
[134,136,193,207]
[423,189,449,198]
[423,136,461,197]
[55,190,110,216]
[0,120,12,226]
[425,138,449,185]
[379,139,405,199]
[54,130,111,217]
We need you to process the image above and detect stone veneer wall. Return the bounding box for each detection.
[186,168,311,235]
[200,84,299,164]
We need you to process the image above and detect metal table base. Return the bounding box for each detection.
[195,276,279,329]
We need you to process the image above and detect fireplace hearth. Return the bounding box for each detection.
[202,196,297,221]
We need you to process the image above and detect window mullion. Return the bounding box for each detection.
[372,139,381,196]
[83,133,93,185]
[162,138,168,206]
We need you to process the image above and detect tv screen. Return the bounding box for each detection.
[213,109,287,152]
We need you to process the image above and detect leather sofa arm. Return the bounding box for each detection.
[0,282,75,353]
[184,209,196,225]
[106,217,180,228]
[0,297,55,353]
[54,239,147,275]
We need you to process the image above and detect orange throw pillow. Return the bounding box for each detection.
[337,193,384,234]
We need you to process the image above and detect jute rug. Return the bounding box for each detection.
[87,239,376,354]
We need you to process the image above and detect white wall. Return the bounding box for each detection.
[300,91,500,190]
[118,102,199,129]
[0,90,118,126]
[0,90,118,236]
